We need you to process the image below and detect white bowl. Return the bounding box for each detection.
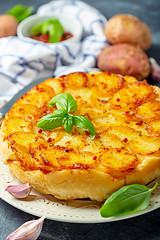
[17,14,83,44]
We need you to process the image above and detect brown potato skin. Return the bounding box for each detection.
[0,14,18,37]
[97,43,151,80]
[105,14,152,51]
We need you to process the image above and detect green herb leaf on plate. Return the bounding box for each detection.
[49,93,77,112]
[100,182,158,218]
[6,5,34,23]
[37,109,67,130]
[62,114,74,134]
[73,115,95,139]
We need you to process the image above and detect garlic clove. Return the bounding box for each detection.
[6,216,45,240]
[5,183,31,199]
[150,57,160,81]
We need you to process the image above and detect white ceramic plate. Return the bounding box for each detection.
[0,156,160,223]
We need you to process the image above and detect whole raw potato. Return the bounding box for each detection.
[97,43,151,80]
[0,14,18,37]
[105,14,152,51]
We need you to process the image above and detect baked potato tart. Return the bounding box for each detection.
[0,72,160,202]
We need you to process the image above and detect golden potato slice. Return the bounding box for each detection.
[16,84,55,107]
[55,130,86,150]
[99,148,138,177]
[64,87,91,109]
[89,94,110,110]
[29,139,53,161]
[91,72,124,97]
[92,115,123,131]
[82,136,105,153]
[2,117,32,136]
[10,143,42,169]
[106,126,141,143]
[33,126,65,143]
[99,131,124,148]
[64,72,88,89]
[8,131,44,148]
[135,100,160,121]
[6,104,42,120]
[78,107,110,120]
[109,81,155,110]
[40,148,96,170]
[128,135,160,154]
[44,77,64,95]
[86,72,99,88]
[146,120,160,137]
[123,75,138,85]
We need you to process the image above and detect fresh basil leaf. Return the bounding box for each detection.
[6,5,34,23]
[62,114,73,134]
[73,116,95,139]
[54,109,68,116]
[37,112,64,130]
[100,182,158,218]
[49,93,77,112]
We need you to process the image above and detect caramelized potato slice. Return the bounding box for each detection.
[99,131,124,148]
[123,75,137,86]
[135,100,160,121]
[64,72,88,89]
[16,84,55,107]
[10,143,43,168]
[99,148,138,177]
[128,135,160,154]
[55,130,87,150]
[40,148,96,169]
[33,126,65,143]
[29,139,53,160]
[8,131,44,148]
[78,107,110,119]
[44,77,64,95]
[92,115,120,131]
[2,117,32,136]
[91,72,124,97]
[146,120,160,137]
[106,126,141,142]
[64,88,91,109]
[6,104,42,120]
[108,81,155,110]
[83,136,105,153]
[90,94,110,110]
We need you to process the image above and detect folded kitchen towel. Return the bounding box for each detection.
[0,0,108,103]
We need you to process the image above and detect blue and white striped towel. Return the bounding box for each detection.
[0,0,108,104]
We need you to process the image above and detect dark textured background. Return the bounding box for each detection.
[0,1,160,239]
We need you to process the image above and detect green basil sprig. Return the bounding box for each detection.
[37,93,95,139]
[100,182,158,218]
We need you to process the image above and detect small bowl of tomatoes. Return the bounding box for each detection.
[17,14,83,44]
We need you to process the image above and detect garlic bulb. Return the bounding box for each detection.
[6,216,45,240]
[5,183,31,199]
[150,57,160,81]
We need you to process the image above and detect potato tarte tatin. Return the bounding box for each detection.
[0,72,160,201]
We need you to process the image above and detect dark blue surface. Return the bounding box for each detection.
[0,1,160,239]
